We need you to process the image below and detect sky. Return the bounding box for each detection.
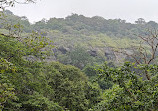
[8,0,158,23]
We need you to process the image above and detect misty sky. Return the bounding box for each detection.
[8,0,158,23]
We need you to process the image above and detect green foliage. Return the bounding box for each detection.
[0,35,27,65]
[0,34,103,110]
[85,82,102,109]
[0,58,17,110]
[22,92,63,111]
[44,62,89,110]
[2,9,158,111]
[23,31,54,59]
[83,65,97,77]
[93,62,158,111]
[68,46,92,69]
[83,65,113,90]
[0,34,61,110]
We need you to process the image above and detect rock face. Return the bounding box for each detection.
[104,48,115,60]
[23,55,38,62]
[54,46,132,65]
[88,50,97,57]
[58,46,69,54]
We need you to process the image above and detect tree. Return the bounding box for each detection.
[68,46,92,69]
[93,62,158,111]
[135,18,146,24]
[93,30,158,110]
[0,0,36,9]
[0,58,17,109]
[0,33,64,110]
[83,65,113,90]
[0,1,63,110]
[43,62,90,110]
[114,29,158,80]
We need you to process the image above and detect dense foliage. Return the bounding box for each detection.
[0,9,158,111]
[0,34,102,110]
[93,62,158,111]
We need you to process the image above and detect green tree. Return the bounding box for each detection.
[44,62,89,111]
[93,62,158,111]
[93,30,158,110]
[0,58,17,110]
[83,65,113,90]
[135,18,146,24]
[68,46,92,69]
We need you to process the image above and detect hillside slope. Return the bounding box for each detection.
[1,10,158,68]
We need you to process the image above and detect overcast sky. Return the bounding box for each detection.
[8,0,158,23]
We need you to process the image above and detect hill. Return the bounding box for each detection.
[1,10,158,111]
[1,10,158,68]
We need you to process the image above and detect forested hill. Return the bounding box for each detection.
[2,10,158,68]
[33,15,157,39]
[1,9,158,111]
[4,10,158,38]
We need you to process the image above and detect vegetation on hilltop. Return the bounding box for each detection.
[2,10,158,67]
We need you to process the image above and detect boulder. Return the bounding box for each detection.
[88,50,97,57]
[58,46,69,54]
